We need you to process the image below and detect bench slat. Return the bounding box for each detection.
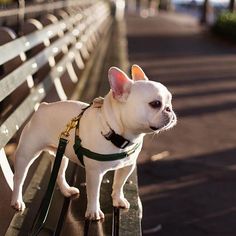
[0,149,13,190]
[0,18,75,66]
[0,32,74,102]
[0,0,95,18]
[0,81,49,149]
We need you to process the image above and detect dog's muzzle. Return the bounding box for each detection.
[150,112,177,132]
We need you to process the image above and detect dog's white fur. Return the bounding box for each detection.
[11,65,176,220]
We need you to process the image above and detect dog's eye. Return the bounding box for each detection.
[149,100,162,109]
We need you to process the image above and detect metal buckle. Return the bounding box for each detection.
[103,130,113,140]
[120,140,129,149]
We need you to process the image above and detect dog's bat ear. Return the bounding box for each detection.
[131,64,148,81]
[108,67,133,102]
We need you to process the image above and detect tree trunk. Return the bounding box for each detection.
[200,0,208,24]
[229,0,235,12]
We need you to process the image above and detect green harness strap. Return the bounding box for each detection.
[73,110,142,166]
[73,135,141,166]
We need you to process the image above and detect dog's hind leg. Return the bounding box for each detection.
[11,113,49,211]
[57,156,80,197]
[11,135,43,211]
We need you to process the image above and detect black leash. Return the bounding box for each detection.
[30,138,68,236]
[112,207,120,236]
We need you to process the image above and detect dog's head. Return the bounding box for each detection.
[108,65,177,134]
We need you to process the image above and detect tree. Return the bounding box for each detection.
[200,0,209,24]
[229,0,235,12]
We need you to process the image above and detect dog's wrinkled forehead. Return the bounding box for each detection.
[131,80,172,103]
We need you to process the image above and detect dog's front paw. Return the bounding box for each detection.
[60,185,80,197]
[113,196,130,209]
[11,199,26,212]
[85,209,104,221]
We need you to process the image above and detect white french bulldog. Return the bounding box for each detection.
[11,65,177,220]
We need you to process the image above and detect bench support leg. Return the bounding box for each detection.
[112,164,135,209]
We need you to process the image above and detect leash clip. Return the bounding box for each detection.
[60,116,80,140]
[59,104,91,141]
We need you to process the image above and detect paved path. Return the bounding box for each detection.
[126,12,236,235]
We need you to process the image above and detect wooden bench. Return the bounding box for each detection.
[0,1,142,235]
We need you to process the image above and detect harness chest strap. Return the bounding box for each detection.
[73,135,141,166]
[59,100,141,167]
[73,113,142,166]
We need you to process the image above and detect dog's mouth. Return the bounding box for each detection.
[149,120,169,131]
[150,126,159,131]
[150,114,177,132]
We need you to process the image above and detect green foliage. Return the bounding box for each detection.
[213,12,236,41]
[0,0,13,4]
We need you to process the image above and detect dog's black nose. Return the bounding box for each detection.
[165,106,171,112]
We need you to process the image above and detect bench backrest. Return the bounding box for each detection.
[0,1,111,190]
